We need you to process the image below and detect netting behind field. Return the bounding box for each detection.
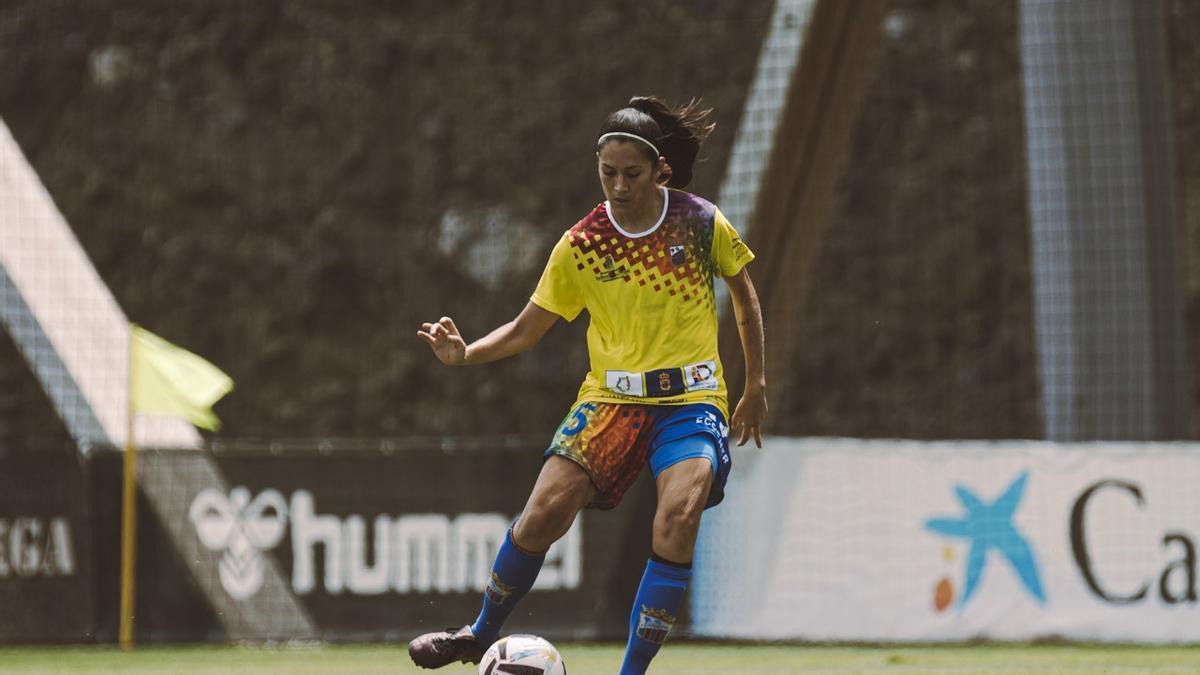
[762,0,1194,440]
[690,1,1199,643]
[717,0,817,239]
[1020,0,1189,440]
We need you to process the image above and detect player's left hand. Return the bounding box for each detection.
[730,384,767,448]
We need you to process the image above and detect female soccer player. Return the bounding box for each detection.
[410,96,766,674]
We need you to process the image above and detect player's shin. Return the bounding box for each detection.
[620,556,691,675]
[469,527,546,644]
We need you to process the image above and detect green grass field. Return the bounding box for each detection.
[0,643,1198,674]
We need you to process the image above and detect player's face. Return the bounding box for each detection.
[598,141,665,216]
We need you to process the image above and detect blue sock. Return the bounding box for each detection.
[620,557,691,675]
[470,528,545,644]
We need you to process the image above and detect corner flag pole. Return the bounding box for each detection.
[119,331,138,651]
[115,324,233,650]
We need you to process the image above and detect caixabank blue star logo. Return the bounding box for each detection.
[924,471,1046,611]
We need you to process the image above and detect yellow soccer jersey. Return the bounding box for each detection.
[531,187,755,417]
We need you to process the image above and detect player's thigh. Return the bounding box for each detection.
[653,452,714,522]
[648,404,731,509]
[545,402,655,509]
[520,456,594,525]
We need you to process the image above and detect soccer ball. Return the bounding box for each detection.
[478,634,566,675]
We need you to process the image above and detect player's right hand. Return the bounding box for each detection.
[417,317,467,365]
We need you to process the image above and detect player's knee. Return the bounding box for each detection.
[656,483,709,537]
[651,509,701,561]
[667,463,713,518]
[657,500,703,539]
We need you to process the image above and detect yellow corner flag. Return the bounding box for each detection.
[130,324,234,431]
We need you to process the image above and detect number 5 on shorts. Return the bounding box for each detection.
[561,402,597,437]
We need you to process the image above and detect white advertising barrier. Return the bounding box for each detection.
[692,438,1200,642]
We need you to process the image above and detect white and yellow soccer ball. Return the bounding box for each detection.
[478,634,566,675]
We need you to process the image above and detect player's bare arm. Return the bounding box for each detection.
[417,301,560,366]
[725,266,767,447]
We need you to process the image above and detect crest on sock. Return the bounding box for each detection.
[635,605,676,645]
[485,572,518,605]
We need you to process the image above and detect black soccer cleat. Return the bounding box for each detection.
[408,625,487,669]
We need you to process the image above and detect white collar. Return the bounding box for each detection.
[606,186,669,238]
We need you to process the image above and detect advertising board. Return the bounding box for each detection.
[693,439,1200,643]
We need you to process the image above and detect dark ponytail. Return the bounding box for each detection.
[598,96,716,189]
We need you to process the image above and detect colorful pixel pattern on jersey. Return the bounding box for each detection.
[531,188,754,418]
[570,196,717,311]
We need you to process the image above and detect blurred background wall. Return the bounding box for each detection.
[2,0,1198,448]
[0,0,771,447]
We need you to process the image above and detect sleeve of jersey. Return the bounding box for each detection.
[712,207,755,277]
[530,234,585,321]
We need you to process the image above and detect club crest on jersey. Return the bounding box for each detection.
[485,572,518,605]
[669,244,686,266]
[615,375,633,393]
[658,371,673,392]
[636,606,676,645]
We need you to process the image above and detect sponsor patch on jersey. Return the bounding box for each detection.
[606,371,645,397]
[684,360,718,392]
[595,255,631,282]
[646,367,686,397]
[606,363,715,398]
[731,237,750,261]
